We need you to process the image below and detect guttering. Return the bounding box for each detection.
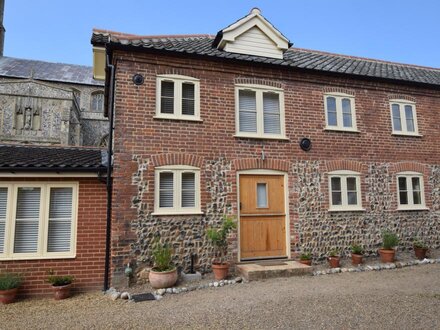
[104,51,115,292]
[0,167,106,173]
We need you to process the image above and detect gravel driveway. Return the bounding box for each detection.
[1,264,440,329]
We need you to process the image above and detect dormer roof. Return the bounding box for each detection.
[212,8,292,59]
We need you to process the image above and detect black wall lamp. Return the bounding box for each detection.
[300,138,312,151]
[132,74,144,85]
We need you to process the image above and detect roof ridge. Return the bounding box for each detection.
[290,47,440,72]
[93,29,215,40]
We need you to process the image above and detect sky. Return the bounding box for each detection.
[4,0,440,68]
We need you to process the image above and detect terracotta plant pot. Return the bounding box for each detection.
[299,259,312,266]
[149,268,178,289]
[52,284,72,300]
[379,249,395,263]
[328,256,340,268]
[414,246,428,260]
[212,263,229,280]
[0,288,18,304]
[351,254,363,266]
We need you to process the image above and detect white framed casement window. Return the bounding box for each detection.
[324,93,357,132]
[0,182,78,260]
[155,74,201,121]
[235,84,286,139]
[328,171,363,211]
[153,166,202,215]
[396,172,426,210]
[389,100,419,136]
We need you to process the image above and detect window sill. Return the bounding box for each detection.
[234,134,290,141]
[324,127,360,133]
[391,133,423,137]
[328,207,366,212]
[0,254,76,261]
[152,211,204,216]
[397,206,429,211]
[153,115,203,122]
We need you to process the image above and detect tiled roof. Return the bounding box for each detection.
[0,144,107,172]
[91,31,440,87]
[0,57,104,86]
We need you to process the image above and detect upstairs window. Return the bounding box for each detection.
[154,166,201,215]
[91,91,104,113]
[156,75,200,120]
[0,183,78,260]
[397,172,426,210]
[328,171,363,211]
[390,100,419,135]
[324,93,357,131]
[235,84,285,139]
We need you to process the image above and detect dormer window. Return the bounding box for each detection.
[213,8,291,59]
[156,75,200,121]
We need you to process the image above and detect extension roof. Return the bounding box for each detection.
[0,144,107,172]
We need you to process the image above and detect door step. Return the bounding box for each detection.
[236,261,313,281]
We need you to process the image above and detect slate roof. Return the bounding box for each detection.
[0,56,103,87]
[0,144,107,172]
[91,31,440,87]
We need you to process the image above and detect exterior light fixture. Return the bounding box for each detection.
[300,138,312,151]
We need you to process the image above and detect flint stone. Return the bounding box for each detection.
[121,292,130,300]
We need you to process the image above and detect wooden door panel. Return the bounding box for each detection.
[240,216,286,258]
[239,174,287,259]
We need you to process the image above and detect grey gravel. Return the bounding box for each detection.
[1,264,440,329]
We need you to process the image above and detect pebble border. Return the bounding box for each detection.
[312,258,440,276]
[105,277,244,301]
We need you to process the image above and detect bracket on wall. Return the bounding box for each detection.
[132,74,144,85]
[299,138,312,151]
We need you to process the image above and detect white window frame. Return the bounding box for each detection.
[0,182,78,260]
[389,99,420,136]
[234,84,286,139]
[155,74,201,121]
[396,172,427,210]
[153,165,202,215]
[328,170,364,211]
[324,93,358,132]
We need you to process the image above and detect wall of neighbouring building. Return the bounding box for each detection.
[0,177,107,296]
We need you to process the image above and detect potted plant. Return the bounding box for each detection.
[299,252,312,266]
[350,244,364,266]
[0,273,22,304]
[413,238,429,260]
[378,230,399,263]
[149,241,178,289]
[47,271,74,300]
[327,249,341,268]
[207,216,237,280]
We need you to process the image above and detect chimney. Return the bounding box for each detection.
[0,0,5,56]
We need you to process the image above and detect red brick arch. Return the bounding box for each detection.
[325,159,366,173]
[390,162,429,176]
[232,158,290,172]
[151,153,204,168]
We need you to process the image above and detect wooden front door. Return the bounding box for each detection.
[239,174,287,259]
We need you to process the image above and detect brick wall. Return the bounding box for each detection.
[0,177,107,296]
[110,50,440,283]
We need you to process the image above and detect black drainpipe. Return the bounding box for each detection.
[104,52,116,292]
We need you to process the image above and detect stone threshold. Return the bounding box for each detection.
[237,260,313,281]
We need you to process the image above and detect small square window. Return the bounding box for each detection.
[324,94,357,132]
[397,173,425,210]
[156,75,200,121]
[390,100,419,135]
[329,172,363,211]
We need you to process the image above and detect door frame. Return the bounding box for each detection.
[236,169,291,261]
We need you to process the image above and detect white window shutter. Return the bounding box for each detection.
[159,172,174,208]
[14,187,41,253]
[160,81,175,114]
[0,188,7,253]
[47,188,73,253]
[263,92,281,134]
[181,173,195,207]
[239,90,257,132]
